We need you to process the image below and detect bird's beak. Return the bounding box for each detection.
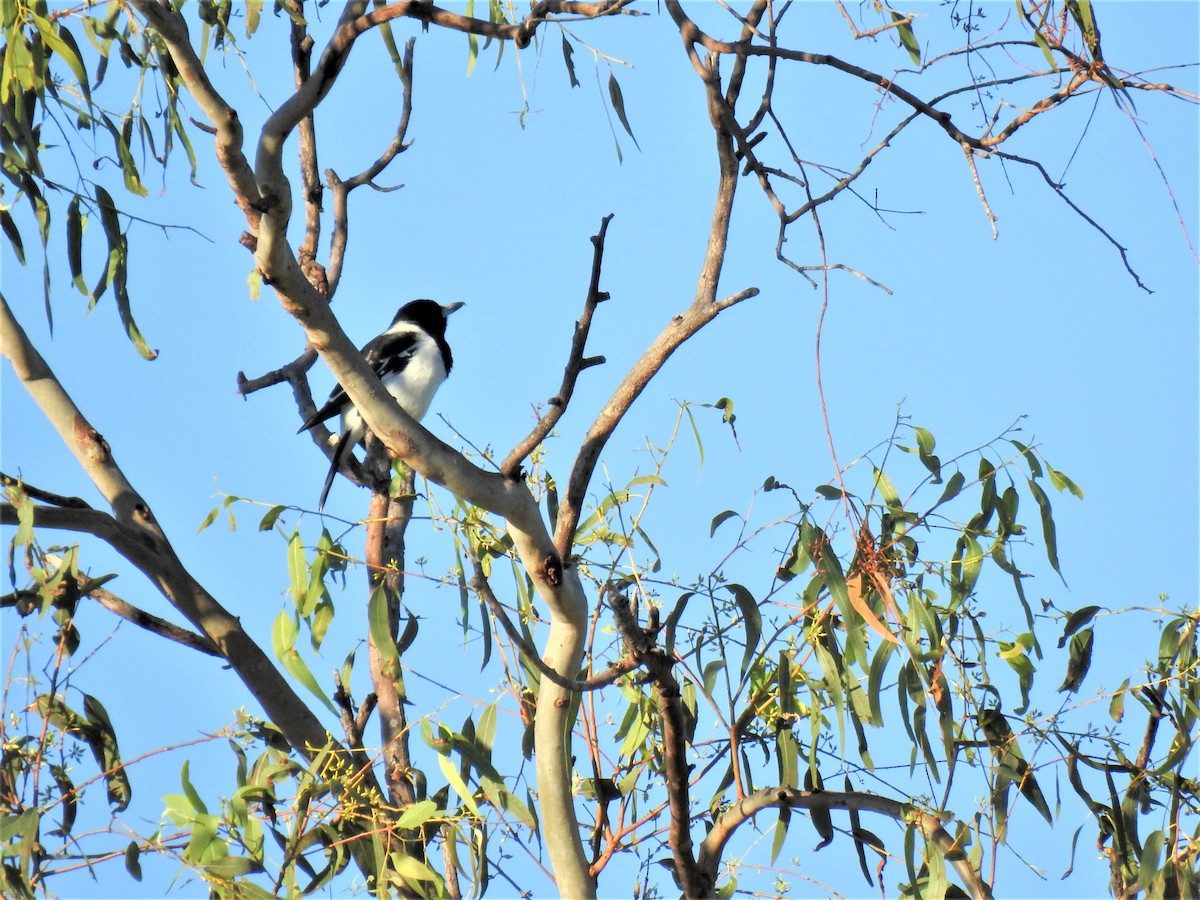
[442,302,465,317]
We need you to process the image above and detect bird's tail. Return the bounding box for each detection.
[317,432,353,512]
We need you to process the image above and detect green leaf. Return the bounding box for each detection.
[891,12,921,65]
[108,112,148,197]
[561,34,579,88]
[197,505,220,533]
[872,467,901,508]
[913,425,941,481]
[34,17,89,97]
[1109,678,1128,723]
[397,799,438,829]
[725,584,761,676]
[1057,605,1100,647]
[465,0,479,75]
[124,840,142,881]
[258,504,286,531]
[66,195,88,295]
[1,207,25,265]
[1047,464,1084,498]
[710,509,739,538]
[931,472,969,508]
[82,694,130,810]
[245,0,263,37]
[998,634,1036,714]
[368,585,399,663]
[1008,439,1044,479]
[804,766,833,849]
[701,659,725,697]
[607,71,640,150]
[1137,829,1165,889]
[1026,478,1062,576]
[180,760,208,816]
[287,530,306,608]
[814,484,845,500]
[1057,626,1093,693]
[271,608,334,713]
[436,751,480,817]
[1031,28,1059,71]
[204,856,264,879]
[683,404,705,467]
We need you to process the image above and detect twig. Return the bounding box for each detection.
[962,142,998,239]
[0,473,90,509]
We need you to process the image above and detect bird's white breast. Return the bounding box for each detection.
[339,325,447,442]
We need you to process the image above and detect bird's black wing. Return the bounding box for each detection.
[298,330,421,432]
[367,329,422,380]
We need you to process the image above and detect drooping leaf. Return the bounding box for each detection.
[1058,626,1093,693]
[722,584,761,676]
[368,585,399,663]
[1057,605,1100,647]
[561,34,579,88]
[710,509,739,537]
[607,71,640,150]
[1026,478,1062,577]
[891,11,921,65]
[66,195,88,295]
[1047,464,1085,498]
[913,425,941,481]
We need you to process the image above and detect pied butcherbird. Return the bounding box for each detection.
[299,299,462,510]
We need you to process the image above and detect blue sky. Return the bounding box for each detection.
[2,3,1197,897]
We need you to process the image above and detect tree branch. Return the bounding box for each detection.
[1,296,336,762]
[553,27,759,557]
[326,38,417,299]
[39,552,222,657]
[501,214,613,479]
[608,587,709,897]
[698,786,995,900]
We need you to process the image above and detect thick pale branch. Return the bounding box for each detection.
[698,786,995,900]
[129,0,261,229]
[1,298,334,761]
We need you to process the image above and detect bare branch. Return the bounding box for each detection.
[365,477,423,823]
[963,142,999,238]
[995,149,1152,292]
[502,214,614,478]
[608,587,709,897]
[698,786,995,900]
[553,29,760,557]
[327,38,417,299]
[0,473,90,509]
[41,552,222,657]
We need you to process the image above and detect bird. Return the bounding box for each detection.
[299,299,463,511]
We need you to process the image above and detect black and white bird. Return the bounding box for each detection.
[299,299,462,511]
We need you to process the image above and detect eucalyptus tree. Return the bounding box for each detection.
[2,2,1196,898]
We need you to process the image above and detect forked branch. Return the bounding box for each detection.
[502,214,614,479]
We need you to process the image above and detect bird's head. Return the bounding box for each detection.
[391,299,463,337]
